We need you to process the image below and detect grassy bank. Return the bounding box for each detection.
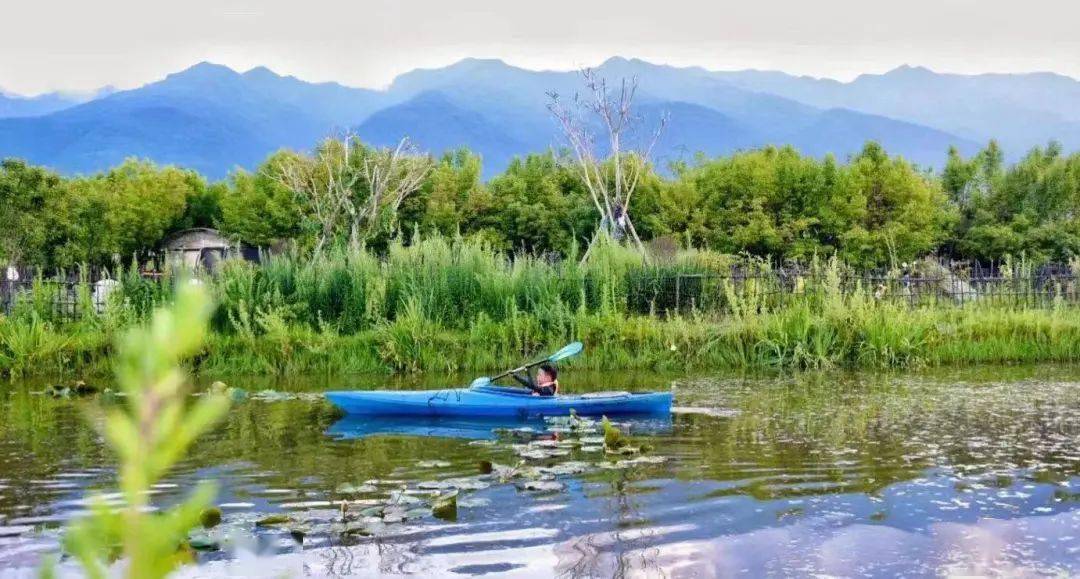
[5,237,1080,379]
[8,297,1080,379]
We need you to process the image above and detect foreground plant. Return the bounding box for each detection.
[43,285,229,578]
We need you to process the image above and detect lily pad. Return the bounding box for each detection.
[605,446,641,456]
[255,514,292,527]
[387,490,424,505]
[457,497,491,509]
[187,532,219,552]
[516,480,565,493]
[381,506,406,523]
[444,477,491,491]
[518,448,570,460]
[357,505,384,518]
[537,462,591,476]
[335,483,378,495]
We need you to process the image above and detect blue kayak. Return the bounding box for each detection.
[325,385,672,418]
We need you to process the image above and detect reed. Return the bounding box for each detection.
[7,236,1080,379]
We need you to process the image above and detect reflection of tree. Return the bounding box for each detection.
[686,369,1080,501]
[555,470,663,578]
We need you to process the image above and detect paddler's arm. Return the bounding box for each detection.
[511,369,542,393]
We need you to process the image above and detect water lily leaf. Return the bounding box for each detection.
[457,497,491,509]
[335,483,378,494]
[580,445,604,453]
[516,480,565,493]
[382,505,409,523]
[357,506,384,518]
[579,436,605,445]
[625,455,666,465]
[255,514,292,527]
[537,462,591,476]
[365,479,406,487]
[444,477,490,491]
[405,507,431,520]
[518,448,570,460]
[387,490,424,505]
[187,531,219,551]
[601,456,667,469]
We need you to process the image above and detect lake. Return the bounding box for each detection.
[1,366,1078,577]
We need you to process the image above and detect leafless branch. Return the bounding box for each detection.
[547,69,666,261]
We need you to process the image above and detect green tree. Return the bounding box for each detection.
[836,142,954,267]
[0,159,65,266]
[409,148,485,237]
[483,153,592,254]
[57,160,195,265]
[218,165,303,246]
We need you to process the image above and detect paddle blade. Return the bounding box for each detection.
[548,341,583,363]
[469,377,492,389]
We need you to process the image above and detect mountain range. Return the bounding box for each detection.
[1,58,1077,179]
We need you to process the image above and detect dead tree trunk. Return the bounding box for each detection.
[548,70,667,263]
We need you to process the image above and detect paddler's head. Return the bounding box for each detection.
[537,363,558,387]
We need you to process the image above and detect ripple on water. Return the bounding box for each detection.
[0,368,1079,575]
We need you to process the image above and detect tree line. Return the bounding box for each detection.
[2,138,1078,271]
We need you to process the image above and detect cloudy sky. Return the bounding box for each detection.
[2,0,1077,95]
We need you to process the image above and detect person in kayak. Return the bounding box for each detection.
[512,363,560,396]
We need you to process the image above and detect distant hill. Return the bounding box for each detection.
[0,63,388,178]
[6,57,1077,179]
[0,86,112,119]
[712,64,1080,152]
[366,58,977,174]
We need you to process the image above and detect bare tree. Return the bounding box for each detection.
[548,70,667,261]
[272,135,432,255]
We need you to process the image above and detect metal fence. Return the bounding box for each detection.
[626,269,1080,315]
[4,267,1080,323]
[0,278,118,323]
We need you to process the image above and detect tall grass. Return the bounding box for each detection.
[7,236,1080,378]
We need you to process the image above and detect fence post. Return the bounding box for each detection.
[675,274,681,314]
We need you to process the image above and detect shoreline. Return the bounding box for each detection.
[8,305,1080,380]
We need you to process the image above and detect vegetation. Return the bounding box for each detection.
[41,285,229,578]
[4,139,1080,270]
[4,135,1080,378]
[5,237,1080,379]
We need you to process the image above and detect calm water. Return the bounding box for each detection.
[1,367,1078,577]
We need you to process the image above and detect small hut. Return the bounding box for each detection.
[162,228,260,272]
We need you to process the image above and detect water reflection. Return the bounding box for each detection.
[326,415,673,441]
[0,366,1078,575]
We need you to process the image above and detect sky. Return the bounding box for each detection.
[2,0,1078,96]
